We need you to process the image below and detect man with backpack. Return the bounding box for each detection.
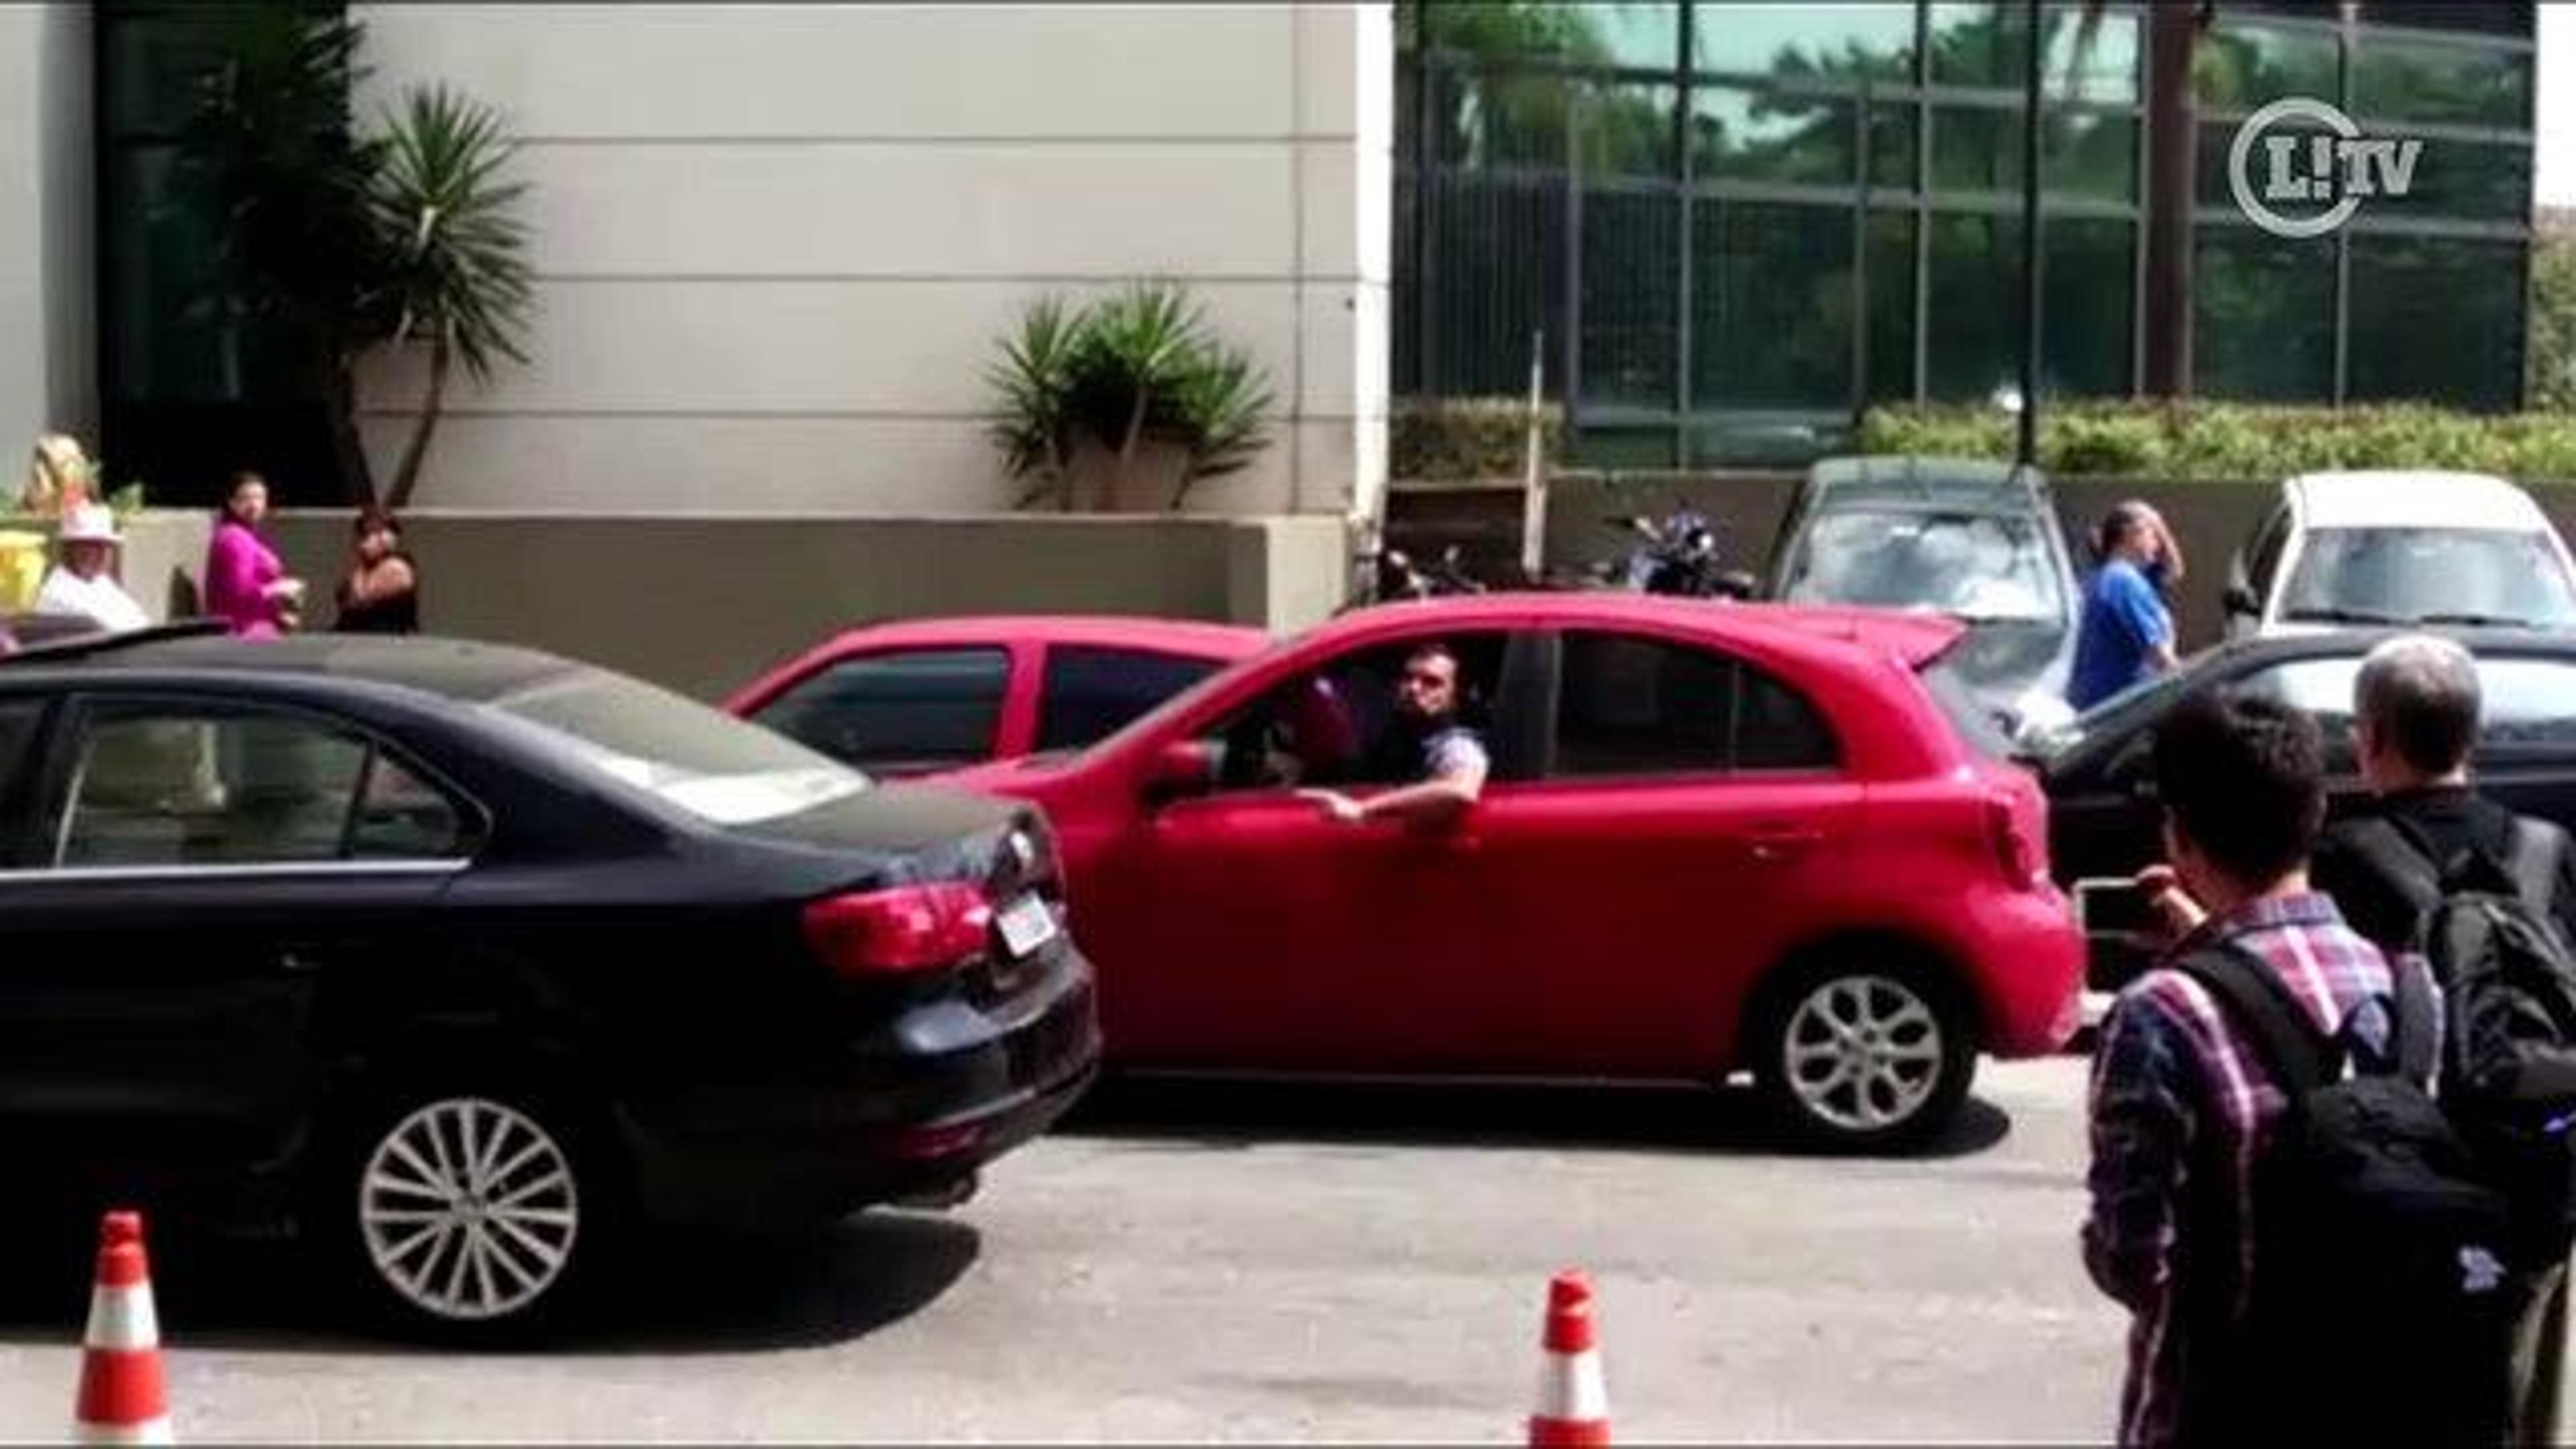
[2085,689,2512,1445]
[2310,633,2576,1442]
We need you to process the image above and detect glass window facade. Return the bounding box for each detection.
[95,1,356,504]
[1396,0,2537,466]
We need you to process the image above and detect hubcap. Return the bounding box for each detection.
[358,1097,579,1322]
[1782,975,1945,1133]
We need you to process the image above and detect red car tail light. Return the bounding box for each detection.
[1985,790,2043,888]
[803,882,994,977]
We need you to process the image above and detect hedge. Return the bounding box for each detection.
[1858,402,2576,484]
[1392,396,1564,482]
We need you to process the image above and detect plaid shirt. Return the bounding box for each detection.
[2081,892,2432,1446]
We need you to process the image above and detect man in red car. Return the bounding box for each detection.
[1300,641,1487,827]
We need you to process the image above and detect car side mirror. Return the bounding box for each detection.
[1141,739,1216,804]
[2222,583,2259,617]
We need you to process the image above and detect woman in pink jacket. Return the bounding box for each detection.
[202,472,305,637]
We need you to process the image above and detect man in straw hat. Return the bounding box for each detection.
[35,502,150,633]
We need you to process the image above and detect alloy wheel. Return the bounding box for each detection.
[356,1097,581,1323]
[1780,973,1946,1134]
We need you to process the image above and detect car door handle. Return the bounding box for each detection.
[1743,826,1823,862]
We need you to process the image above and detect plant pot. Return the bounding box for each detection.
[1065,437,1192,513]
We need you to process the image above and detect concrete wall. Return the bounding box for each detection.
[233,511,1348,702]
[348,3,1392,523]
[0,2,97,462]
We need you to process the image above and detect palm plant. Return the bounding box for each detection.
[370,85,536,508]
[987,282,1276,511]
[987,297,1084,508]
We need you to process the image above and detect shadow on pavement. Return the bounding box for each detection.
[0,1208,979,1358]
[1058,1075,2015,1161]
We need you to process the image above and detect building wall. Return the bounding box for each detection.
[0,1,96,467]
[349,2,1391,523]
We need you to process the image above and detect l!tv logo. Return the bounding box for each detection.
[2227,97,2424,239]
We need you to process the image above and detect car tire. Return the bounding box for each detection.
[317,1080,620,1342]
[1750,954,1978,1154]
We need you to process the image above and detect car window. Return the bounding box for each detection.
[749,647,1008,772]
[0,699,46,865]
[51,708,374,867]
[1198,635,1507,793]
[347,752,471,859]
[1036,646,1227,754]
[1552,631,1837,777]
[2277,528,2576,628]
[1780,509,2065,623]
[494,668,867,825]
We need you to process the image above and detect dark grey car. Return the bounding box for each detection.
[1766,456,2082,735]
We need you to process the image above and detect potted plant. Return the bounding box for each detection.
[987,282,1274,513]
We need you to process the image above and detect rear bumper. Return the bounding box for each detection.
[615,947,1102,1230]
[1962,885,2087,1059]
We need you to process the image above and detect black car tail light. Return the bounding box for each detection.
[802,882,991,977]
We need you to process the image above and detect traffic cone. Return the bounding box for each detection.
[1527,1269,1609,1447]
[74,1210,172,1445]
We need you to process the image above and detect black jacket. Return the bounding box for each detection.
[2312,786,2576,954]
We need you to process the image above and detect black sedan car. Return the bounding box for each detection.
[0,629,1098,1336]
[2029,627,2576,997]
[1766,455,2082,737]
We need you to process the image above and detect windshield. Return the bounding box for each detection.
[1782,508,2065,623]
[489,669,871,825]
[2278,527,2576,628]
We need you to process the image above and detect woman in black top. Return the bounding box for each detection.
[333,505,421,635]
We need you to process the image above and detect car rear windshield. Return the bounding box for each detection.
[488,668,871,825]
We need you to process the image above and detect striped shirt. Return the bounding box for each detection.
[2081,891,2431,1446]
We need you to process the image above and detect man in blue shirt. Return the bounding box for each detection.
[2069,500,2184,710]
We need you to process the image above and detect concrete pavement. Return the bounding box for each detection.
[1,1059,2137,1441]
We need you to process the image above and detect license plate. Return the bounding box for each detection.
[996,893,1058,958]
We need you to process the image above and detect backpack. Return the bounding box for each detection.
[2347,813,2576,1258]
[2176,941,2519,1442]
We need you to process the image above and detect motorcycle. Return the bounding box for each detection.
[1599,504,1760,600]
[1360,543,1485,605]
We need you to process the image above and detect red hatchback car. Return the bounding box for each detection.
[944,593,2084,1150]
[727,616,1269,777]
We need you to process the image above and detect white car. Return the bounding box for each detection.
[2222,471,2576,639]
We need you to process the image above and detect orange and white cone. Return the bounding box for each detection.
[74,1210,173,1445]
[1527,1269,1609,1447]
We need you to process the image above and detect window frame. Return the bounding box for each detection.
[9,690,485,879]
[746,643,1014,775]
[1541,627,1844,784]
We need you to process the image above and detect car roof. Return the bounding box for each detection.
[1328,592,1967,669]
[0,632,585,704]
[810,613,1270,659]
[2287,471,2548,531]
[1803,454,2043,513]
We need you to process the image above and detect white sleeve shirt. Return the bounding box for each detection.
[34,568,152,633]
